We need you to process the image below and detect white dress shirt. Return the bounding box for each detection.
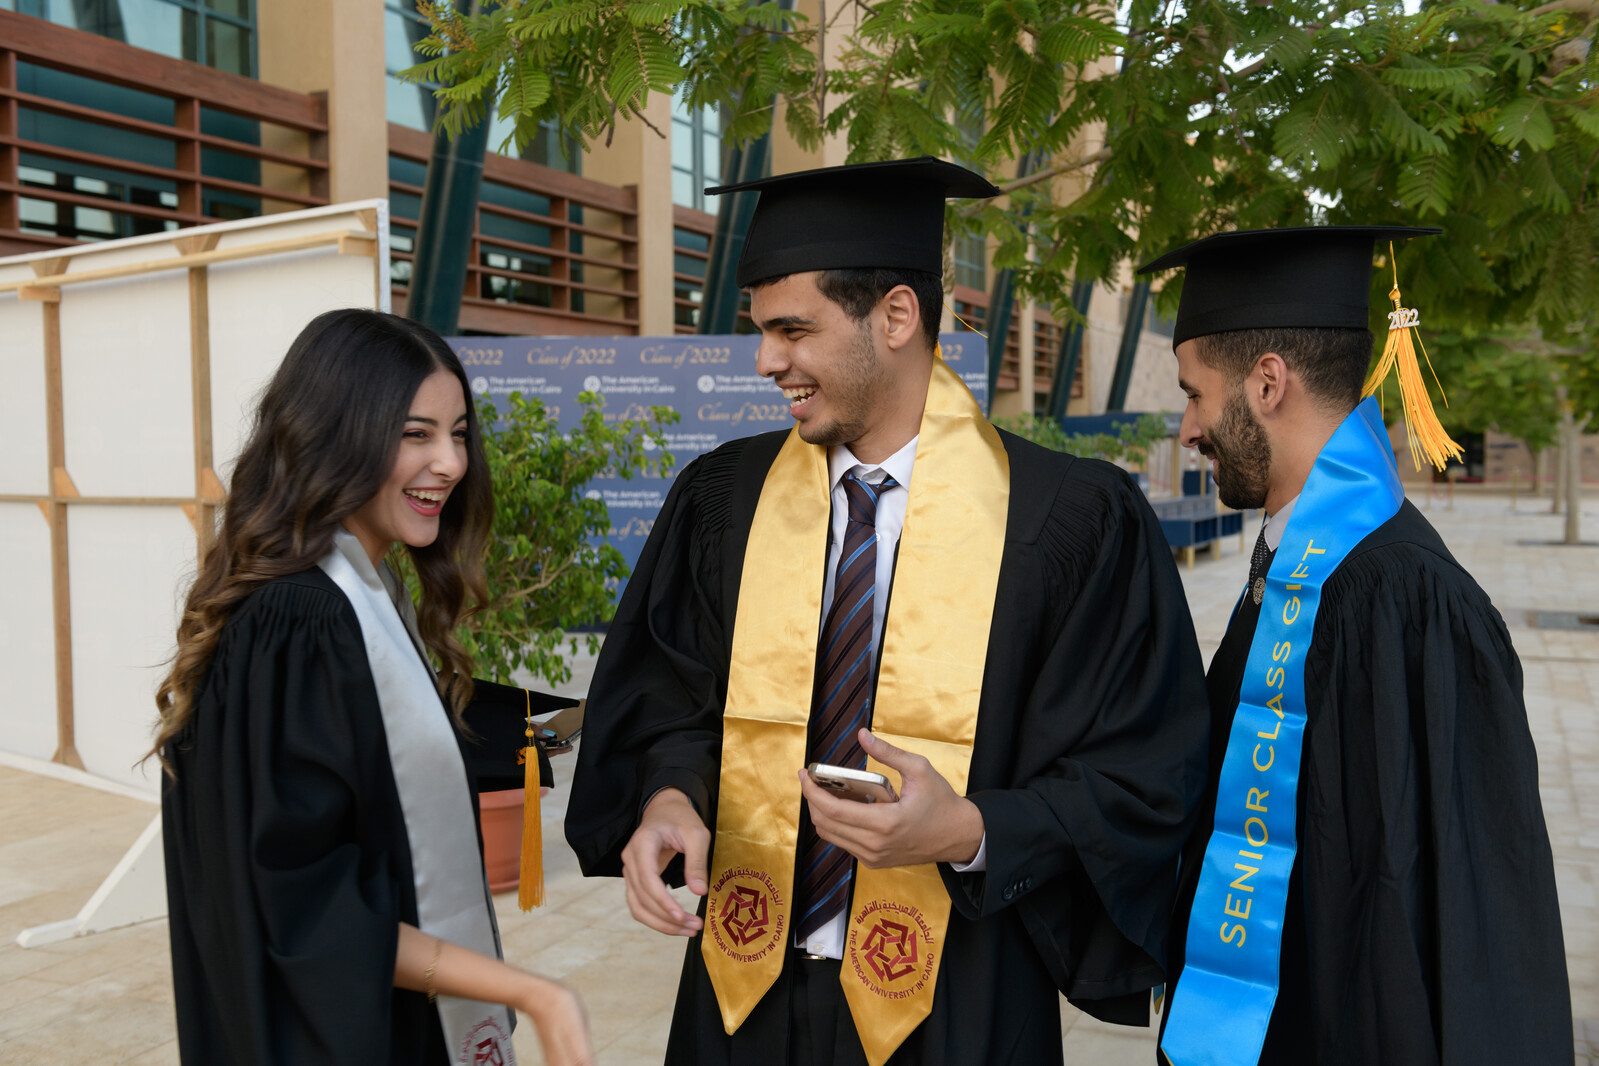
[797,436,987,959]
[1262,494,1300,553]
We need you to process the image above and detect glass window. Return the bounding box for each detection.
[386,75,432,133]
[206,16,251,76]
[385,1,437,131]
[18,152,181,240]
[671,85,723,211]
[953,232,986,291]
[487,110,582,173]
[479,180,551,219]
[675,279,703,329]
[389,188,423,223]
[388,155,429,189]
[674,227,709,255]
[120,0,187,61]
[524,121,581,174]
[1146,302,1175,338]
[29,0,255,78]
[479,211,552,249]
[671,124,694,172]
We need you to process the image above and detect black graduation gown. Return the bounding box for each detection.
[1163,501,1572,1064]
[162,568,457,1065]
[564,428,1212,1066]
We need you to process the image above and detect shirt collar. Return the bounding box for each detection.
[829,435,919,491]
[1262,494,1300,553]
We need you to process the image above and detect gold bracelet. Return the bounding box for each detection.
[425,936,443,1004]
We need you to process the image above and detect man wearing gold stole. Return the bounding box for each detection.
[566,157,1211,1066]
[1146,227,1570,1066]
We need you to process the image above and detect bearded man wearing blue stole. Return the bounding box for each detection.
[1145,226,1571,1065]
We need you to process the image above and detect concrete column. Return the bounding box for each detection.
[771,0,853,174]
[257,0,387,205]
[1018,297,1036,402]
[586,96,676,336]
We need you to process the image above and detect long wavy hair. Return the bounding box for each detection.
[152,309,493,773]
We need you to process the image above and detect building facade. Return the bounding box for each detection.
[0,0,1186,416]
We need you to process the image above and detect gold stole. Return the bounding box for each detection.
[701,356,1009,1066]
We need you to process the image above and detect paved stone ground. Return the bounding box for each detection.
[0,490,1594,1064]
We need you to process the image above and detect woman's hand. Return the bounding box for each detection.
[516,976,593,1066]
[395,923,595,1064]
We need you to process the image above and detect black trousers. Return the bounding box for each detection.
[787,956,846,1066]
[663,921,1070,1066]
[665,948,872,1066]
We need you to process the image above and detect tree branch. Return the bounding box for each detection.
[967,147,1113,206]
[817,0,827,127]
[628,101,667,139]
[1531,0,1599,18]
[1188,12,1346,107]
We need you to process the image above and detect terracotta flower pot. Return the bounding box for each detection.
[479,788,524,894]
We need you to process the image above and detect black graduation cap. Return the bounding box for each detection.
[1136,225,1442,348]
[460,679,582,793]
[705,156,1000,288]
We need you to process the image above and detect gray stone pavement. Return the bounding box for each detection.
[0,490,1594,1063]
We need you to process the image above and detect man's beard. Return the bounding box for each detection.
[1201,390,1272,511]
[797,321,893,449]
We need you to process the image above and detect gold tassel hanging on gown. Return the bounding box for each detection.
[518,689,544,910]
[1360,241,1464,471]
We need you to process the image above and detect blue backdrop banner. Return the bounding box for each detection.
[448,334,987,596]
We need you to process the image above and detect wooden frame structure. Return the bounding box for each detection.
[0,201,387,779]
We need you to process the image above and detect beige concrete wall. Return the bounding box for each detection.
[1467,430,1599,488]
[586,95,677,335]
[771,0,855,174]
[257,0,388,205]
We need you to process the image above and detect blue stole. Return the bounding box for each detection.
[1161,398,1403,1066]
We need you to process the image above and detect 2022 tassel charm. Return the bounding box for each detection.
[1360,241,1465,472]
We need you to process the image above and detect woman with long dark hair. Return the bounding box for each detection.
[155,309,592,1065]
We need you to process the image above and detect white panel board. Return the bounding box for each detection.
[68,505,196,794]
[0,503,57,761]
[59,272,195,498]
[0,299,50,497]
[208,239,383,484]
[0,200,387,794]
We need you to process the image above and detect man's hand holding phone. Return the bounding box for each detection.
[806,763,899,804]
[799,729,985,869]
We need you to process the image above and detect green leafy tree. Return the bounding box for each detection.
[405,0,822,152]
[394,390,679,685]
[409,1,1599,320]
[411,0,1599,530]
[993,410,1171,466]
[1423,329,1560,451]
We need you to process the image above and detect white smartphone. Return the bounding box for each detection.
[806,763,898,804]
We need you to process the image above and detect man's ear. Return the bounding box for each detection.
[1252,351,1290,415]
[880,285,922,352]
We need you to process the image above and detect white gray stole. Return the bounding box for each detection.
[318,530,517,1064]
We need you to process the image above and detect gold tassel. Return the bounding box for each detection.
[518,689,544,910]
[1360,241,1464,472]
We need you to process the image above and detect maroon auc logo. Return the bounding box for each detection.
[718,883,771,947]
[861,918,919,982]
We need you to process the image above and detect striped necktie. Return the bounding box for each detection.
[795,471,897,944]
